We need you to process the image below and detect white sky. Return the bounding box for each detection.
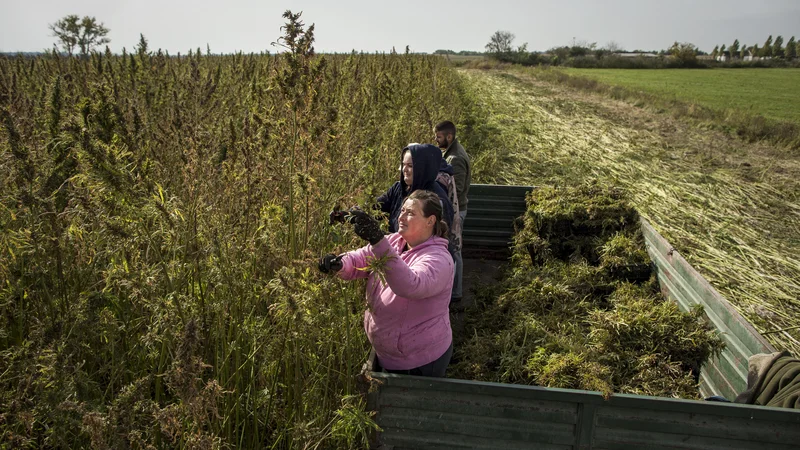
[1,0,799,54]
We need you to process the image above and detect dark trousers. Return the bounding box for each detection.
[377,342,454,378]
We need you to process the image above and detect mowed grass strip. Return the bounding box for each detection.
[460,69,800,355]
[562,68,800,124]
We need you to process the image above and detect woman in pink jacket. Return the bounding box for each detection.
[319,190,455,376]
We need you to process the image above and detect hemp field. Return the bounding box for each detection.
[3,13,799,444]
[0,14,471,448]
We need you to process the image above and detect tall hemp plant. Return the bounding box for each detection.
[272,10,327,259]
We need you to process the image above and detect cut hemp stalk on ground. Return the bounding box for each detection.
[458,68,799,355]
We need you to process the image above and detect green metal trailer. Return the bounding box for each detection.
[365,184,800,449]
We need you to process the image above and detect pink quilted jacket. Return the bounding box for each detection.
[338,233,454,370]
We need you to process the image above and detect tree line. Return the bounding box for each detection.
[41,15,800,68]
[483,30,799,68]
[711,36,797,60]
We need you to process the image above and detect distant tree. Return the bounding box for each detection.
[604,40,623,53]
[711,45,719,59]
[49,15,80,55]
[739,43,746,59]
[669,41,698,66]
[485,31,515,55]
[772,35,784,58]
[74,16,110,56]
[485,36,536,65]
[730,39,740,58]
[761,35,773,57]
[49,15,110,56]
[510,42,534,63]
[752,44,759,58]
[569,45,590,58]
[785,37,797,60]
[594,48,608,59]
[719,44,727,58]
[433,49,455,55]
[549,46,570,61]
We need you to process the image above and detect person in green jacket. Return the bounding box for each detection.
[435,121,471,305]
[734,351,800,409]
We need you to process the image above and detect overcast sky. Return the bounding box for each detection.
[2,0,799,54]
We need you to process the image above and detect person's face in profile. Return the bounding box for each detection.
[434,130,452,149]
[398,199,434,244]
[400,150,413,186]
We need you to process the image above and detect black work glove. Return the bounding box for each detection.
[329,209,349,225]
[349,209,385,245]
[318,253,344,274]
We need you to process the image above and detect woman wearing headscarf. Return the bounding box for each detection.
[376,144,454,235]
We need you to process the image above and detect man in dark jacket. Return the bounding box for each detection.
[435,121,471,304]
[434,122,471,215]
[377,144,454,238]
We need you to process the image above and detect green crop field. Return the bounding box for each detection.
[562,68,800,123]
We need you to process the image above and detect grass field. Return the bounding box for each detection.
[438,54,487,65]
[562,68,800,123]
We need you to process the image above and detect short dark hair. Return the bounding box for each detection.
[434,121,456,137]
